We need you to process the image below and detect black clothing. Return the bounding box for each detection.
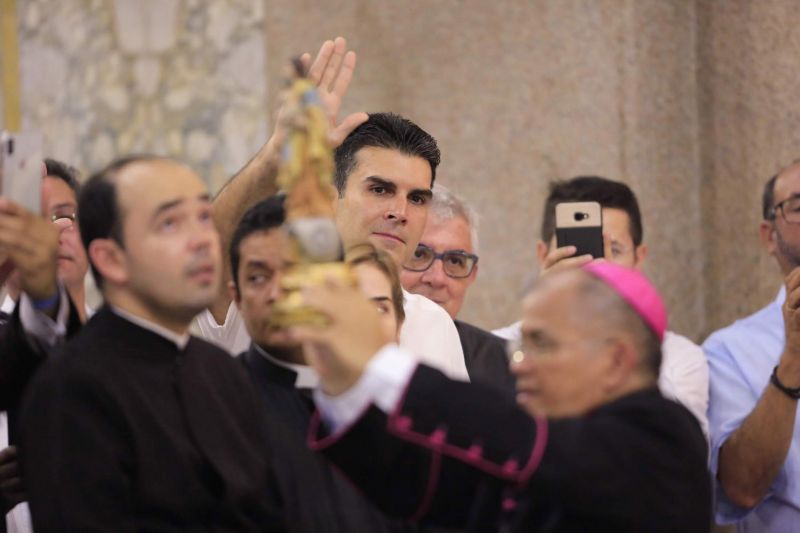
[240,346,418,533]
[311,364,711,533]
[454,320,515,395]
[0,296,81,410]
[19,307,283,532]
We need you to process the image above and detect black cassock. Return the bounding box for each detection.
[309,364,711,533]
[19,307,283,532]
[240,346,434,533]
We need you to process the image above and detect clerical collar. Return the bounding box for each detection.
[252,343,319,388]
[110,305,190,350]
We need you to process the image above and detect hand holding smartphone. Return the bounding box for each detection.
[0,131,43,215]
[555,201,604,259]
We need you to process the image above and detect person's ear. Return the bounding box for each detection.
[228,280,241,309]
[632,243,648,270]
[599,337,639,392]
[88,239,128,285]
[760,220,778,256]
[535,240,550,266]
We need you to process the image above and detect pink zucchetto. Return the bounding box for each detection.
[581,262,668,342]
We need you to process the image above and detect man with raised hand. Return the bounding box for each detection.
[493,176,709,434]
[197,37,468,380]
[292,262,710,532]
[705,161,800,530]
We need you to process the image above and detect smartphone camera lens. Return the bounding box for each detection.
[574,212,588,221]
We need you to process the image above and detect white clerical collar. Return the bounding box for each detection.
[253,343,319,388]
[110,305,190,350]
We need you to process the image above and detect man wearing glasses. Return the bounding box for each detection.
[489,176,709,436]
[705,162,800,531]
[400,185,514,393]
[1,159,91,322]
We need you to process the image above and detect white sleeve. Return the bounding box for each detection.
[191,303,252,355]
[491,321,522,344]
[659,331,710,437]
[19,286,70,351]
[399,291,469,381]
[313,344,417,433]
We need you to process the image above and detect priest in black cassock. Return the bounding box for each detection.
[291,262,712,532]
[18,156,283,532]
[225,195,424,532]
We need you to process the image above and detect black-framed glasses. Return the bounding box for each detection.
[403,243,478,278]
[769,196,800,224]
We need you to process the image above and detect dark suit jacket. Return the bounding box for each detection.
[240,346,421,533]
[20,307,283,532]
[454,320,515,396]
[310,364,711,532]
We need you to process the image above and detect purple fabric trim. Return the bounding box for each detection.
[409,446,442,522]
[386,409,549,486]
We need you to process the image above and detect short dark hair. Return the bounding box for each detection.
[763,173,779,220]
[78,155,163,287]
[333,112,440,195]
[44,158,80,193]
[540,176,644,246]
[229,195,287,293]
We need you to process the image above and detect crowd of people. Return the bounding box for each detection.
[0,36,796,532]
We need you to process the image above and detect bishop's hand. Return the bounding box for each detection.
[288,277,391,396]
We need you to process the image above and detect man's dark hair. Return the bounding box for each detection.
[333,112,440,195]
[78,154,163,287]
[540,176,644,246]
[229,195,287,294]
[44,158,81,193]
[763,173,779,220]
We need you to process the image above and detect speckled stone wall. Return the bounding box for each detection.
[4,0,268,190]
[4,0,794,340]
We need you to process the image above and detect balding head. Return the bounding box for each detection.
[512,267,663,418]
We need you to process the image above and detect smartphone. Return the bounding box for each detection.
[555,201,604,259]
[0,131,43,214]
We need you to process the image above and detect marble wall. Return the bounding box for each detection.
[5,0,268,190]
[3,0,799,340]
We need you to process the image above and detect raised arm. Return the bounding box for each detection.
[717,266,800,508]
[209,37,368,323]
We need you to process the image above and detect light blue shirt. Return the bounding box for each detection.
[704,286,800,532]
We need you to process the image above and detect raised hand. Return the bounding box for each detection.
[0,198,59,302]
[539,245,593,277]
[272,37,368,150]
[289,277,391,396]
[0,445,25,513]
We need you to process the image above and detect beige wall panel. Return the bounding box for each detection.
[266,1,711,338]
[697,0,800,336]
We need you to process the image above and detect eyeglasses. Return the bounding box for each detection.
[770,196,800,224]
[403,243,478,278]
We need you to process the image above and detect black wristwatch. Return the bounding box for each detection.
[770,365,800,400]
